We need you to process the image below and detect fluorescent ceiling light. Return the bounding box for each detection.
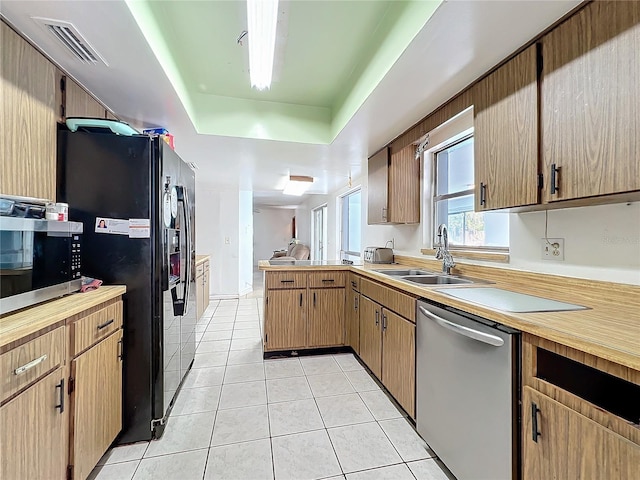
[247,0,279,90]
[283,175,314,196]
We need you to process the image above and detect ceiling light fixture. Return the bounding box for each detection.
[247,0,279,90]
[283,175,314,196]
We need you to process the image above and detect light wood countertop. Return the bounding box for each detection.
[0,286,126,350]
[259,259,640,371]
[196,255,210,266]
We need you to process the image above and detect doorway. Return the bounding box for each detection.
[312,204,328,261]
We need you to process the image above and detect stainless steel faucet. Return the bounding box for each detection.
[435,224,455,274]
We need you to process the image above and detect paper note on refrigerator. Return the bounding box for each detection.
[129,219,151,238]
[95,217,129,235]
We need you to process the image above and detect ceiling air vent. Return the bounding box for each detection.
[32,17,107,66]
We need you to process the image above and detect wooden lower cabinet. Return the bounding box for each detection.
[0,367,67,480]
[308,288,345,347]
[358,295,382,379]
[69,330,123,480]
[522,386,640,479]
[346,284,360,353]
[265,289,307,350]
[381,310,415,418]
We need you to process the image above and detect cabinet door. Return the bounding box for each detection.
[1,22,56,201]
[367,147,389,224]
[65,77,106,119]
[308,288,345,347]
[388,144,420,223]
[346,288,360,354]
[474,44,538,210]
[358,296,382,378]
[0,367,67,480]
[522,386,640,480]
[541,1,640,202]
[264,289,307,350]
[381,310,415,418]
[70,331,123,480]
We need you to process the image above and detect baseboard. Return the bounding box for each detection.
[238,285,253,297]
[211,294,239,300]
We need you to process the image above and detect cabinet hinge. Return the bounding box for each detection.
[537,173,544,190]
[68,376,75,394]
[66,465,73,480]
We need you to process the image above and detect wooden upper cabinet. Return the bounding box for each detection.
[388,145,420,223]
[367,145,420,224]
[367,147,390,224]
[64,77,106,119]
[473,44,539,211]
[1,21,56,201]
[541,1,640,203]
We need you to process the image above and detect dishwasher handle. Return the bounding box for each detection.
[418,306,504,347]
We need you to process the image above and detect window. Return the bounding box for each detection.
[340,188,361,259]
[433,136,509,249]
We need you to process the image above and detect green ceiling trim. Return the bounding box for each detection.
[330,0,443,140]
[125,0,196,127]
[126,0,442,144]
[193,93,331,144]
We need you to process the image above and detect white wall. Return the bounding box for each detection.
[253,208,295,264]
[238,190,254,296]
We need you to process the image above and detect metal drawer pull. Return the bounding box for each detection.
[351,281,357,288]
[531,402,541,442]
[299,293,303,307]
[14,354,48,375]
[382,313,387,331]
[97,319,115,330]
[117,338,124,361]
[322,279,335,283]
[280,279,295,283]
[375,310,380,326]
[419,306,504,347]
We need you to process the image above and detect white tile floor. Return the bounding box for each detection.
[90,277,454,480]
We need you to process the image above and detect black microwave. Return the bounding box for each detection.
[0,217,83,315]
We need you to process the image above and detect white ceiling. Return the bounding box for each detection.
[1,0,582,207]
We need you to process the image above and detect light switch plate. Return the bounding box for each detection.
[541,238,564,261]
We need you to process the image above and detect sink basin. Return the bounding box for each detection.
[372,269,435,276]
[401,275,473,285]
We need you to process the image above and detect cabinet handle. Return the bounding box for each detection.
[97,319,115,330]
[13,354,48,375]
[313,292,316,307]
[351,281,357,288]
[117,338,124,361]
[55,378,65,414]
[480,182,487,206]
[280,279,295,283]
[354,296,358,311]
[321,279,335,283]
[382,313,387,331]
[375,310,380,326]
[550,164,560,195]
[299,293,303,307]
[531,402,541,442]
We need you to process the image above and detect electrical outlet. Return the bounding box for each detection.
[541,238,564,261]
[224,236,230,245]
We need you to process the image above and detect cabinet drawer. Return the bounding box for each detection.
[308,271,346,288]
[361,278,416,322]
[349,273,361,292]
[265,271,307,289]
[1,327,64,404]
[69,301,123,356]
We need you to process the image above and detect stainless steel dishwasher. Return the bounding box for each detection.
[416,299,520,480]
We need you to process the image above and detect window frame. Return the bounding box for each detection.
[339,187,362,258]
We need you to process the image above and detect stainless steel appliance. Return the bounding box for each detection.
[57,124,196,443]
[0,217,82,315]
[416,299,520,480]
[363,246,394,264]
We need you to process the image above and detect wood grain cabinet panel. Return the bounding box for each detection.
[308,271,346,288]
[381,310,415,418]
[64,78,106,119]
[473,44,539,210]
[358,295,382,378]
[0,367,67,480]
[308,288,345,347]
[367,147,390,224]
[69,330,123,480]
[264,289,307,351]
[360,279,416,323]
[265,271,308,289]
[346,285,360,354]
[388,144,420,223]
[541,1,640,202]
[522,386,640,480]
[69,301,123,356]
[1,21,56,201]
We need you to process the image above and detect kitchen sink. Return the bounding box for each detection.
[372,269,436,276]
[401,275,473,285]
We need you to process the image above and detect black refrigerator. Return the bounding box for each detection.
[57,126,196,443]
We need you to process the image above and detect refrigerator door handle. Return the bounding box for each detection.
[181,185,193,315]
